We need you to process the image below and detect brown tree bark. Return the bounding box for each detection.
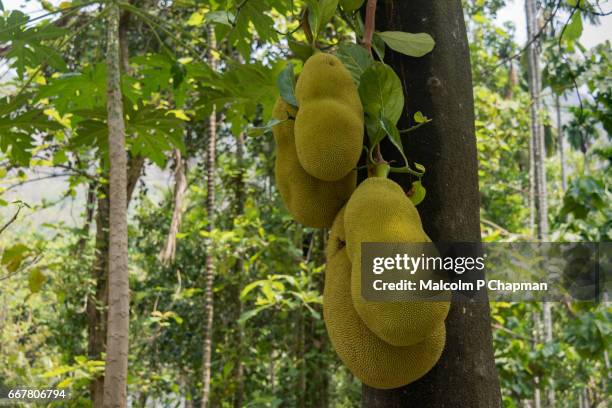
[361,1,502,406]
[88,188,109,408]
[103,2,130,407]
[200,25,218,408]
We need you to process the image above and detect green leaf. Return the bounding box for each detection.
[248,118,287,138]
[380,115,408,166]
[377,31,435,57]
[336,43,373,86]
[339,0,364,12]
[288,40,315,61]
[277,63,298,107]
[317,0,339,35]
[358,62,404,144]
[28,268,45,293]
[1,243,30,272]
[409,180,426,205]
[414,111,428,123]
[562,11,583,44]
[205,10,235,26]
[372,32,386,60]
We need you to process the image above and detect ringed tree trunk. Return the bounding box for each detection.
[556,96,566,192]
[103,2,130,407]
[200,25,218,408]
[525,0,549,241]
[361,1,502,406]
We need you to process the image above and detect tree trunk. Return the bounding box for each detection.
[89,189,109,408]
[525,0,549,241]
[160,149,187,265]
[103,2,130,407]
[232,133,246,408]
[200,25,217,408]
[556,96,567,192]
[361,1,501,406]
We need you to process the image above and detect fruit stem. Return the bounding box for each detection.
[372,163,390,178]
[362,0,377,55]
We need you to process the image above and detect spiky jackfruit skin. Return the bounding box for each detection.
[324,209,446,389]
[344,178,450,346]
[273,98,356,228]
[294,53,364,181]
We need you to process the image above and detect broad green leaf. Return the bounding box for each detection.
[377,31,435,57]
[358,62,404,144]
[288,40,315,61]
[186,10,204,26]
[562,11,583,44]
[340,0,364,12]
[336,43,373,86]
[28,268,45,293]
[316,0,339,35]
[205,10,235,26]
[277,63,298,107]
[1,243,30,272]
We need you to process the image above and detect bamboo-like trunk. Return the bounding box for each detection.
[200,25,217,408]
[556,96,567,191]
[525,0,549,241]
[102,2,130,407]
[232,133,246,408]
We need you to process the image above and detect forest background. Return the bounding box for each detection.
[0,0,610,407]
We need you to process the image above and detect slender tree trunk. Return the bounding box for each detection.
[532,308,542,408]
[525,0,549,241]
[200,25,217,408]
[89,189,109,408]
[543,303,554,407]
[160,149,187,264]
[556,96,567,192]
[529,127,536,235]
[232,133,246,408]
[362,1,501,406]
[103,3,130,407]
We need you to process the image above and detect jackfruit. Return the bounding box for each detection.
[344,177,450,346]
[273,97,356,228]
[324,208,446,389]
[294,53,364,181]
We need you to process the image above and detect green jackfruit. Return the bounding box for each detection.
[344,177,450,346]
[324,208,446,389]
[294,53,364,181]
[273,97,356,228]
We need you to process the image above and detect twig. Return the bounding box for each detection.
[481,0,562,76]
[362,0,377,55]
[492,323,537,343]
[558,3,585,122]
[0,205,23,235]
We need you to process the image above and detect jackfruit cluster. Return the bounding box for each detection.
[344,178,450,347]
[294,53,364,181]
[271,52,447,389]
[324,206,446,389]
[272,97,356,228]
